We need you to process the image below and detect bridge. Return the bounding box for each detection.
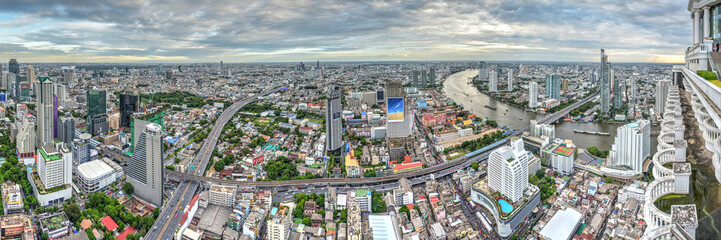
[537,91,599,125]
[145,88,281,240]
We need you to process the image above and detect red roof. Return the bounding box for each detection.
[393,162,423,171]
[116,227,136,240]
[101,216,118,232]
[403,155,412,163]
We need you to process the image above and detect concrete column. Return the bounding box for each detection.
[705,7,711,39]
[694,10,700,45]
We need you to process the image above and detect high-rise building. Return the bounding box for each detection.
[529,81,538,108]
[36,77,54,146]
[530,120,555,140]
[507,69,513,91]
[655,80,672,115]
[55,84,67,107]
[89,115,109,135]
[562,79,569,91]
[609,120,650,175]
[86,89,107,134]
[420,70,427,88]
[545,74,561,100]
[165,70,173,81]
[411,70,419,88]
[487,137,529,202]
[267,215,291,240]
[429,68,436,87]
[489,70,498,92]
[57,116,75,147]
[126,121,163,206]
[479,61,489,81]
[325,85,342,153]
[27,65,35,87]
[73,134,92,165]
[16,117,36,158]
[37,144,72,189]
[613,69,623,109]
[600,49,612,114]
[8,59,19,75]
[120,92,140,129]
[385,80,411,138]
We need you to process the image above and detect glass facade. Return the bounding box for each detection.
[713,6,721,40]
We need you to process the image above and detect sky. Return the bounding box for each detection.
[0,0,691,63]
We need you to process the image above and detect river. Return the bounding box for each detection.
[442,69,659,153]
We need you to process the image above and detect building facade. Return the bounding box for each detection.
[545,74,561,100]
[37,145,72,189]
[16,117,36,158]
[119,92,139,129]
[325,85,342,153]
[609,120,650,175]
[209,184,236,207]
[600,49,612,114]
[57,116,75,146]
[36,77,54,146]
[86,89,107,133]
[487,137,529,202]
[76,160,121,193]
[126,121,163,206]
[489,70,498,92]
[529,81,538,108]
[655,79,672,115]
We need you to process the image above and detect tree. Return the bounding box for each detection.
[123,183,134,195]
[165,165,176,171]
[486,120,498,128]
[471,162,479,171]
[535,169,545,178]
[371,191,387,213]
[64,204,82,223]
[399,205,411,219]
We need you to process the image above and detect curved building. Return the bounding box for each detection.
[76,160,121,193]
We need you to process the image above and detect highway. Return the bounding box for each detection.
[145,88,280,240]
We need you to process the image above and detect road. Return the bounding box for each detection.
[145,88,280,240]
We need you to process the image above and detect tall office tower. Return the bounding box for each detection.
[37,144,72,189]
[127,121,163,206]
[655,80,672,115]
[8,59,19,75]
[1,70,5,90]
[57,116,75,146]
[507,69,513,91]
[613,70,623,109]
[37,77,54,146]
[420,70,427,88]
[385,80,411,138]
[267,215,291,240]
[487,137,529,202]
[609,120,650,175]
[562,79,569,91]
[86,89,107,134]
[429,68,436,87]
[221,60,224,69]
[55,84,67,107]
[529,81,538,108]
[325,85,343,153]
[479,61,489,80]
[489,70,498,92]
[589,72,597,84]
[411,70,419,88]
[112,67,119,76]
[16,117,36,158]
[73,134,92,164]
[544,74,561,100]
[61,67,76,88]
[600,49,611,114]
[27,65,35,87]
[120,92,140,129]
[4,73,14,94]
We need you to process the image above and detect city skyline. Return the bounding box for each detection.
[0,0,689,63]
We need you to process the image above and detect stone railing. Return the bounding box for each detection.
[702,117,720,152]
[652,149,676,179]
[644,176,676,228]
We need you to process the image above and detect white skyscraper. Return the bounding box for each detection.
[127,121,164,206]
[529,81,538,108]
[507,69,513,91]
[487,137,529,202]
[530,120,555,140]
[655,80,672,115]
[36,77,54,146]
[609,120,650,174]
[479,61,489,81]
[489,70,498,92]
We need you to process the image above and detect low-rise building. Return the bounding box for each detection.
[39,213,70,239]
[209,184,236,207]
[76,160,122,193]
[2,182,23,214]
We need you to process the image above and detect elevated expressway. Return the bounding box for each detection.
[145,88,281,240]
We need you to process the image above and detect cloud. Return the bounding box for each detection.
[0,0,690,63]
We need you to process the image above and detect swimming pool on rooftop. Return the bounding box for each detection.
[498,199,513,213]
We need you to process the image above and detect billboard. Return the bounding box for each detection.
[387,97,404,122]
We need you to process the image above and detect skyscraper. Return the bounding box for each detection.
[507,69,513,91]
[27,65,36,87]
[529,81,538,108]
[58,116,75,147]
[429,68,436,87]
[609,120,650,175]
[37,77,54,146]
[613,69,624,109]
[37,144,72,189]
[120,92,140,129]
[411,70,419,88]
[655,80,672,115]
[487,137,529,202]
[86,89,107,134]
[600,49,611,114]
[420,70,427,88]
[127,121,163,206]
[544,74,561,100]
[73,134,92,165]
[325,85,342,154]
[17,117,36,158]
[8,59,19,75]
[479,61,489,81]
[489,70,498,92]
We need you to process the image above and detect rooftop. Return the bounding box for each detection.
[77,160,115,180]
[539,208,583,240]
[368,215,400,240]
[210,184,236,193]
[39,146,61,161]
[673,163,692,174]
[671,204,698,228]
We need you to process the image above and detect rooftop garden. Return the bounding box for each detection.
[31,172,69,194]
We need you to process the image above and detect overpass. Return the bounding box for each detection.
[537,91,599,125]
[145,88,281,240]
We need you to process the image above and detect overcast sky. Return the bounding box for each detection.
[0,0,690,63]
